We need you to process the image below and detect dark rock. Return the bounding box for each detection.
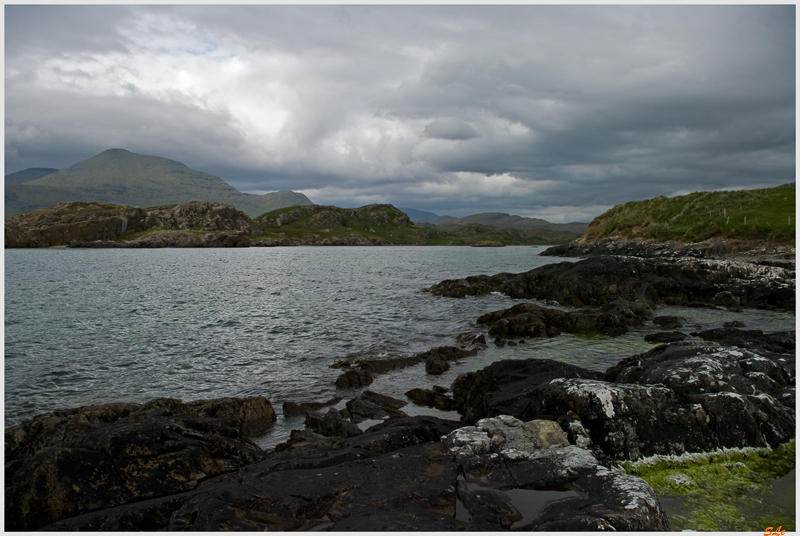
[282,396,342,418]
[335,367,374,389]
[345,390,408,422]
[476,300,652,339]
[694,327,796,354]
[653,315,685,329]
[644,331,687,343]
[5,396,274,531]
[42,415,667,531]
[451,358,604,424]
[304,408,362,438]
[426,356,450,375]
[405,388,457,411]
[724,320,746,328]
[427,255,795,312]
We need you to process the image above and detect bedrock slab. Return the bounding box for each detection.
[426,255,795,311]
[452,341,795,461]
[41,415,669,531]
[5,396,276,530]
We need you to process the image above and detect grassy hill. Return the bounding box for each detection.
[435,212,588,235]
[5,168,59,186]
[253,204,577,245]
[4,149,312,218]
[582,186,796,244]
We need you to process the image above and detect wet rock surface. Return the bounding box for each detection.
[40,415,669,531]
[5,396,276,530]
[477,299,653,339]
[453,339,795,461]
[426,255,795,311]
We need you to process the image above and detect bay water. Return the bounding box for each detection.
[5,246,795,449]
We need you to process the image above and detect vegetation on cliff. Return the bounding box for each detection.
[582,187,795,244]
[252,204,579,245]
[5,201,581,247]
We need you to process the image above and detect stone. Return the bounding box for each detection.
[405,388,457,411]
[335,367,374,389]
[5,396,274,531]
[644,331,688,343]
[304,408,362,438]
[653,315,685,329]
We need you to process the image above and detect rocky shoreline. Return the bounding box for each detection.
[5,241,795,531]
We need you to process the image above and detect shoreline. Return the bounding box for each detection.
[5,244,796,530]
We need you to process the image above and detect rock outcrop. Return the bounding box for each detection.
[37,414,668,531]
[477,299,653,339]
[452,339,795,461]
[426,255,795,311]
[5,396,276,530]
[5,201,257,248]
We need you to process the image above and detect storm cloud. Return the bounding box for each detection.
[5,5,794,221]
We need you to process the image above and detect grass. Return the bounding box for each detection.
[621,441,795,531]
[583,188,795,244]
[252,205,579,245]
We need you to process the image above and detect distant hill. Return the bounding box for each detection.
[253,204,579,246]
[581,186,796,244]
[397,207,455,225]
[4,149,312,218]
[5,168,59,186]
[434,212,588,236]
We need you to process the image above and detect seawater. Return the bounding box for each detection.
[4,246,795,449]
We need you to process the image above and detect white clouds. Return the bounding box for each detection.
[5,5,795,222]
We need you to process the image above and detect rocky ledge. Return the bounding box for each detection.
[453,335,795,461]
[5,396,276,530]
[7,329,793,531]
[426,254,795,311]
[542,236,795,264]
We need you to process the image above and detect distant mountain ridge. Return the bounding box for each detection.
[426,211,588,235]
[5,168,60,186]
[4,149,312,218]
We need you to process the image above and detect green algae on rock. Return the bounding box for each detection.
[620,440,795,532]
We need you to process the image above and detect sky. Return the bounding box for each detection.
[4,4,796,222]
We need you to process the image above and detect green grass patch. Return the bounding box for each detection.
[621,441,795,531]
[584,187,795,244]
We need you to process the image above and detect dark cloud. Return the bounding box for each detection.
[5,5,794,221]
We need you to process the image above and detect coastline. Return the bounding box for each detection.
[5,242,795,530]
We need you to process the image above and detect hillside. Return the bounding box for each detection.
[5,168,59,186]
[434,212,588,236]
[4,149,312,218]
[581,186,796,244]
[397,207,455,225]
[253,204,577,245]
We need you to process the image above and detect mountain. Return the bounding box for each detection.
[4,149,312,218]
[581,186,795,243]
[434,212,588,235]
[397,207,455,225]
[5,168,59,186]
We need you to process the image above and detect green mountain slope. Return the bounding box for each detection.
[582,186,796,244]
[435,212,588,235]
[5,168,60,186]
[4,149,312,218]
[253,204,577,245]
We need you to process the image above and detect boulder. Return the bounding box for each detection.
[304,408,362,438]
[477,300,652,339]
[405,388,457,411]
[335,367,374,389]
[282,396,342,418]
[345,390,408,422]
